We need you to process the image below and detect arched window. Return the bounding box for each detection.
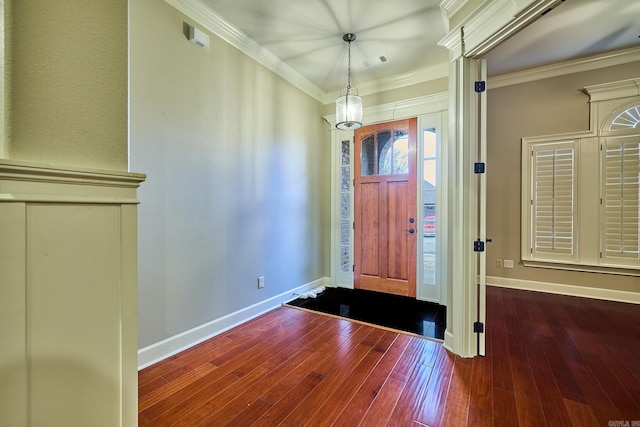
[610,105,640,131]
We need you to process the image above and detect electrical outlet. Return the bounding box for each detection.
[496,259,503,268]
[504,259,514,268]
[258,276,265,289]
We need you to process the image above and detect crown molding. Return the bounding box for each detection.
[324,92,449,128]
[439,0,470,31]
[438,0,562,59]
[440,0,468,19]
[322,63,450,105]
[584,77,640,102]
[164,0,325,103]
[464,0,563,57]
[439,0,517,59]
[489,46,640,89]
[166,0,451,106]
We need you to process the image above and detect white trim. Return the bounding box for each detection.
[0,159,145,204]
[439,0,560,59]
[324,63,450,104]
[522,260,640,276]
[487,276,640,305]
[164,0,325,102]
[464,0,564,58]
[443,330,455,354]
[326,94,449,302]
[137,277,328,369]
[324,92,449,128]
[165,0,451,105]
[489,46,640,89]
[584,77,640,102]
[440,0,470,21]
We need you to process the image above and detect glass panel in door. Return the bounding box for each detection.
[422,129,437,286]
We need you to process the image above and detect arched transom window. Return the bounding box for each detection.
[610,105,640,131]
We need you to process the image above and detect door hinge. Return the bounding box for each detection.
[352,265,355,272]
[353,221,355,229]
[474,162,485,174]
[474,81,486,93]
[473,239,485,252]
[473,321,484,333]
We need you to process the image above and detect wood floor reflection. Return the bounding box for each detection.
[139,286,640,426]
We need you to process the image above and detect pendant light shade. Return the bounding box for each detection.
[336,33,363,130]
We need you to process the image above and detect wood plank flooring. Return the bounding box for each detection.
[139,286,640,426]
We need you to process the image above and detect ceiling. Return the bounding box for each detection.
[199,0,640,96]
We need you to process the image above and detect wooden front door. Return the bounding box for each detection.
[354,118,417,297]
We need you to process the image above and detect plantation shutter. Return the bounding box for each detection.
[601,136,640,266]
[531,141,576,260]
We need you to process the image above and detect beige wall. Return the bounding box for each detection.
[487,61,640,293]
[6,1,128,171]
[131,0,330,348]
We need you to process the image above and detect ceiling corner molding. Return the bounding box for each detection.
[439,0,470,21]
[489,46,640,89]
[464,0,563,57]
[357,64,449,99]
[324,91,449,128]
[439,0,563,59]
[164,0,326,103]
[322,63,450,105]
[439,0,517,59]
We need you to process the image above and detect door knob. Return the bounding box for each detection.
[409,228,415,234]
[409,218,415,223]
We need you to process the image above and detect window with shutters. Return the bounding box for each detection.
[600,136,640,267]
[530,141,576,261]
[522,85,640,274]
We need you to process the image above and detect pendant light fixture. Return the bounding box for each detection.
[335,33,363,130]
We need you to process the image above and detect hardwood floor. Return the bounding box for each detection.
[138,286,640,426]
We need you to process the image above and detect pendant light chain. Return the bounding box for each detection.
[347,38,352,91]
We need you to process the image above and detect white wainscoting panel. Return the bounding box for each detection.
[0,159,145,427]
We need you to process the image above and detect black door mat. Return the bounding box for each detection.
[286,287,446,340]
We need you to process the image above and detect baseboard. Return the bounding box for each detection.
[138,277,329,370]
[443,330,455,354]
[487,276,640,305]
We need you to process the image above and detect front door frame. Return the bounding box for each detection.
[326,93,449,295]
